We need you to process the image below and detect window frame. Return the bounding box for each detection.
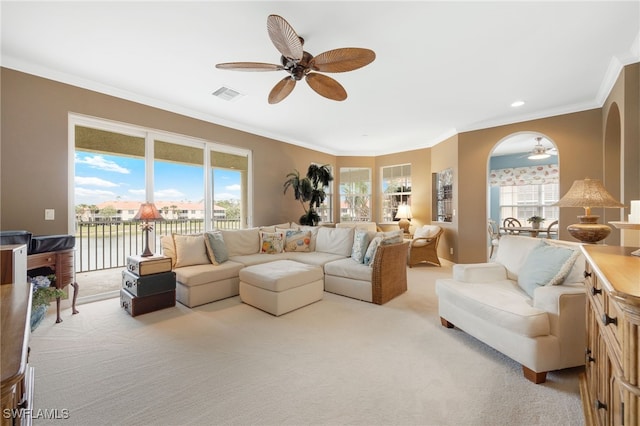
[380,163,412,224]
[339,167,372,222]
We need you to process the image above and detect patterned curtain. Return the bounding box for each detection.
[489,164,559,186]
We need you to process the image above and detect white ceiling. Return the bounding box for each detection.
[2,1,639,156]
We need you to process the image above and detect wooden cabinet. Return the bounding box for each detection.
[581,245,640,425]
[1,245,27,286]
[1,284,34,426]
[27,249,79,323]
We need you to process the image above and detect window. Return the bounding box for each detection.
[339,167,371,221]
[499,183,559,224]
[381,164,411,223]
[211,150,249,230]
[72,115,252,273]
[312,163,334,223]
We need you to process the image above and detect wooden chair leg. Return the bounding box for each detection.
[440,317,454,328]
[523,366,547,384]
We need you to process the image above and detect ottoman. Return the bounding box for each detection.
[239,260,324,316]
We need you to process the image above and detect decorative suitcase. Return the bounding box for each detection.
[120,288,175,317]
[126,255,172,276]
[121,270,176,297]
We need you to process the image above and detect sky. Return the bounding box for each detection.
[74,151,242,206]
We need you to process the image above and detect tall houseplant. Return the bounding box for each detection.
[283,164,334,225]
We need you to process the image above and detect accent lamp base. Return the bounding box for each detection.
[567,215,611,244]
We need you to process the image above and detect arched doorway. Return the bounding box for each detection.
[603,103,622,246]
[486,132,560,258]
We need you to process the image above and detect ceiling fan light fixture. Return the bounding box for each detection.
[528,153,551,160]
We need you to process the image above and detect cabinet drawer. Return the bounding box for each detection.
[27,252,56,269]
[604,296,622,351]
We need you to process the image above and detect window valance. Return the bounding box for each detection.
[489,164,559,186]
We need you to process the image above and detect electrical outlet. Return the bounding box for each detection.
[450,248,454,255]
[45,209,55,220]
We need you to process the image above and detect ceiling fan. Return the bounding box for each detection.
[215,14,376,104]
[525,137,558,160]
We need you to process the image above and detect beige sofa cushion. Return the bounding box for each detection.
[221,228,260,256]
[336,221,378,232]
[239,260,323,292]
[173,234,210,268]
[174,261,244,287]
[324,257,372,281]
[436,278,550,337]
[315,227,354,256]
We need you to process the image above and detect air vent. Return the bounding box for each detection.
[212,86,243,101]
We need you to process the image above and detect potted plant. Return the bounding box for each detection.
[30,274,66,331]
[527,215,545,229]
[283,164,334,225]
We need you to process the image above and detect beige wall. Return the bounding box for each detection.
[2,64,639,264]
[456,110,604,263]
[429,135,458,262]
[0,68,335,233]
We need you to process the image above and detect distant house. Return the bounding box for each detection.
[87,201,226,221]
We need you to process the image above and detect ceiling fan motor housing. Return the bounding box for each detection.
[281,52,313,80]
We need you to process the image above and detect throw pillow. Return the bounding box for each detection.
[160,235,177,268]
[414,225,440,239]
[351,229,370,263]
[259,231,285,254]
[381,230,403,245]
[284,230,311,252]
[363,236,383,266]
[204,231,229,265]
[173,234,210,268]
[517,243,581,298]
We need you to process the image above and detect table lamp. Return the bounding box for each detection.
[395,204,412,235]
[133,202,163,257]
[554,178,624,244]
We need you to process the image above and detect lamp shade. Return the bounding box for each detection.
[395,204,413,220]
[554,178,624,213]
[133,203,164,221]
[554,178,624,243]
[133,202,163,257]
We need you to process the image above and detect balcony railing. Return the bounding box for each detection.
[75,219,240,272]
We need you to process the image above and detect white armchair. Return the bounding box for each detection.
[435,235,586,383]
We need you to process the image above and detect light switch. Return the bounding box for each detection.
[45,209,55,220]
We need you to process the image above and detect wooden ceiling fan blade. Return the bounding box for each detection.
[305,73,347,101]
[267,14,303,61]
[268,77,296,104]
[310,48,376,73]
[215,62,284,72]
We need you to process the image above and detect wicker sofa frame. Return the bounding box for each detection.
[371,241,409,304]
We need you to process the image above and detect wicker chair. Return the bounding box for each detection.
[408,226,443,267]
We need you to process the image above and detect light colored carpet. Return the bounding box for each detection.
[29,265,584,426]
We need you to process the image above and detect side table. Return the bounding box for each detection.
[120,255,175,317]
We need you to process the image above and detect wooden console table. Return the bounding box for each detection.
[580,245,640,425]
[27,249,79,323]
[1,284,34,426]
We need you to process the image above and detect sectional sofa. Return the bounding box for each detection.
[160,222,409,308]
